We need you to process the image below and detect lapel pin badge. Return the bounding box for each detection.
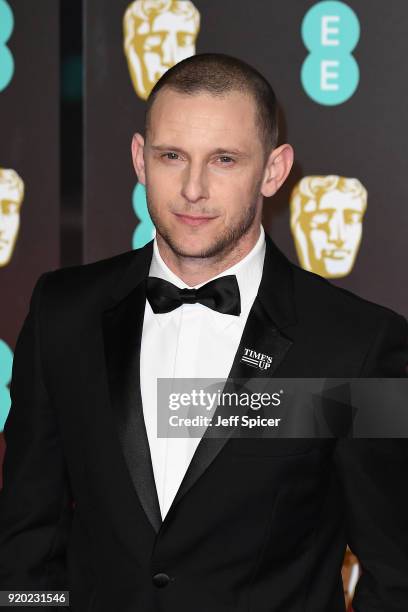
[240,347,273,371]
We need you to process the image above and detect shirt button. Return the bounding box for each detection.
[152,572,170,588]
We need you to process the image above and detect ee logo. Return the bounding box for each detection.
[0,0,14,92]
[301,1,360,105]
[0,339,13,432]
[132,183,155,249]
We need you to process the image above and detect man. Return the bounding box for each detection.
[0,53,407,612]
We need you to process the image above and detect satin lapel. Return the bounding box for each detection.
[166,232,297,524]
[101,241,163,534]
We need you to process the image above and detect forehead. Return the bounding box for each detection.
[152,12,197,32]
[318,189,365,211]
[136,12,197,35]
[148,89,259,148]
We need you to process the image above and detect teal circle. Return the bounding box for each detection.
[132,183,155,249]
[0,0,14,42]
[302,1,360,53]
[0,46,14,91]
[0,338,13,432]
[301,53,359,105]
[0,0,14,91]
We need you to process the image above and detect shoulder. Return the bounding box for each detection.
[35,242,153,314]
[292,262,406,326]
[290,262,407,375]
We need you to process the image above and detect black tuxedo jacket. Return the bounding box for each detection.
[0,232,407,612]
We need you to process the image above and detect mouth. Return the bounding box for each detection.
[174,213,217,227]
[323,249,350,259]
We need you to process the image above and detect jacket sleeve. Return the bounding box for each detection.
[0,272,73,591]
[334,312,408,612]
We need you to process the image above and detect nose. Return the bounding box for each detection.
[328,211,346,246]
[161,32,177,66]
[180,163,209,204]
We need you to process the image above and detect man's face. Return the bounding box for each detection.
[295,187,366,278]
[141,89,267,259]
[124,1,199,100]
[0,179,22,266]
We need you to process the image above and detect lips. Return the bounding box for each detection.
[323,249,350,259]
[174,213,217,227]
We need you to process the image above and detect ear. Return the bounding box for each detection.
[261,143,294,198]
[131,132,146,185]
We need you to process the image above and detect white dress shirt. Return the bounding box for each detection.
[140,224,266,520]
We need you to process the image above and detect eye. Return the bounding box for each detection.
[345,211,362,224]
[217,156,235,164]
[178,33,194,47]
[1,200,18,214]
[161,152,180,161]
[309,212,330,228]
[144,34,164,51]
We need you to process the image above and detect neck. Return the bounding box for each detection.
[156,223,262,286]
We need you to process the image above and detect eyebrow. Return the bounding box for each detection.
[150,144,249,158]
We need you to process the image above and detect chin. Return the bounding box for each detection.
[175,231,218,255]
[173,241,212,258]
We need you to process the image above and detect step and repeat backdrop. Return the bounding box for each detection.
[2,1,408,608]
[0,1,59,452]
[84,0,408,321]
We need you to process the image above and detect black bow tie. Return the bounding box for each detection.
[146,275,241,316]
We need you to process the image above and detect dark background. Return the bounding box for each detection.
[0,0,82,477]
[0,0,60,347]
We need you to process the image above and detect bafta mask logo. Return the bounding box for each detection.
[0,167,24,266]
[290,175,367,278]
[123,0,200,100]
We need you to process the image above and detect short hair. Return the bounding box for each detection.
[144,53,279,161]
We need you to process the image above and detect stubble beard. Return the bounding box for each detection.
[147,196,260,262]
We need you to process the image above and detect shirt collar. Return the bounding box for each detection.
[147,224,266,330]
